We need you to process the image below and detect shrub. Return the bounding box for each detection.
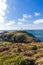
[20,59,35,65]
[30,45,38,50]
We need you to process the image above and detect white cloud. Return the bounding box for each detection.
[0,0,8,24]
[5,21,15,25]
[28,15,32,18]
[18,21,23,24]
[18,18,25,22]
[18,14,32,23]
[0,20,15,30]
[35,12,40,16]
[34,19,43,24]
[23,14,28,18]
[0,25,14,30]
[0,16,4,23]
[0,18,43,30]
[23,14,32,18]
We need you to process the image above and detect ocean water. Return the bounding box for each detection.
[0,30,43,42]
[26,30,43,42]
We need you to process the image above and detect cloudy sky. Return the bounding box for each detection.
[0,0,43,30]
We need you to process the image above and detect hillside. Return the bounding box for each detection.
[0,31,42,65]
[0,42,43,65]
[1,31,40,43]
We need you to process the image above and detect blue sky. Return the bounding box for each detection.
[0,0,43,30]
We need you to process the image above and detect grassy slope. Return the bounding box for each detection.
[2,31,40,43]
[0,31,42,65]
[0,42,43,65]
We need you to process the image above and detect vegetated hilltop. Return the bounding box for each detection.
[0,42,43,65]
[1,31,40,43]
[0,31,42,65]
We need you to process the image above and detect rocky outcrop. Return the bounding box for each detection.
[0,31,40,43]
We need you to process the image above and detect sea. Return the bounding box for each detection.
[0,30,43,42]
[26,30,43,42]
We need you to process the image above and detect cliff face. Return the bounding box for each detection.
[0,31,40,43]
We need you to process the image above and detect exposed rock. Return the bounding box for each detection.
[0,31,40,43]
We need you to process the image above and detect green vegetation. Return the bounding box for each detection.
[1,31,40,43]
[0,42,43,65]
[0,31,42,65]
[0,41,11,46]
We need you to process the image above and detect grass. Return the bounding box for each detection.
[1,31,40,43]
[0,42,43,65]
[0,41,12,46]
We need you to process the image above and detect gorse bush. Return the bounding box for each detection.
[20,59,35,65]
[31,45,38,50]
[29,45,38,50]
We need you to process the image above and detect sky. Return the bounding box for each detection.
[0,0,43,30]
